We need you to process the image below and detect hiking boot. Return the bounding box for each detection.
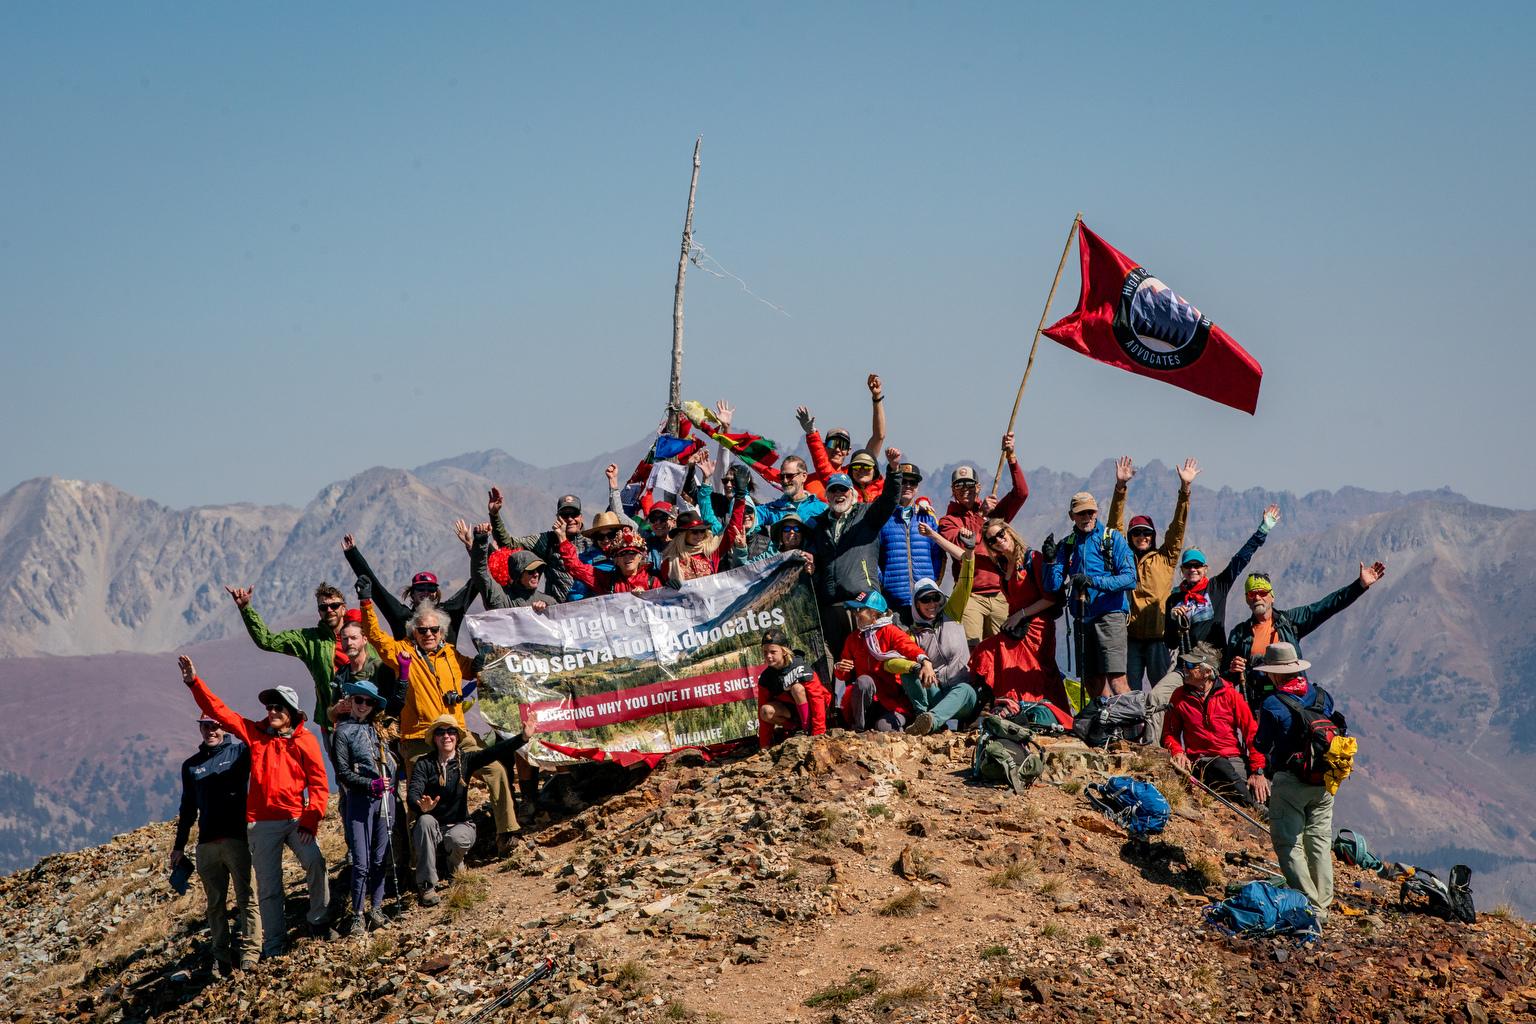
[497,832,519,857]
[349,912,367,936]
[419,888,441,907]
[309,920,338,941]
[905,712,936,736]
[368,907,391,929]
[215,958,235,979]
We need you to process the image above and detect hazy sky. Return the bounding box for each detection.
[3,4,1532,510]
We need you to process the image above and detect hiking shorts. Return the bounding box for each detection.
[1083,611,1128,676]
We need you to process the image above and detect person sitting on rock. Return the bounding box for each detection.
[967,519,1072,725]
[1224,560,1386,707]
[178,655,332,956]
[832,590,937,733]
[170,711,256,975]
[331,680,399,936]
[901,575,981,734]
[1160,643,1270,807]
[408,714,529,905]
[755,627,832,748]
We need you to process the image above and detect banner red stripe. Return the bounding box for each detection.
[522,664,763,734]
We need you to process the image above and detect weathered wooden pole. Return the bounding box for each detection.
[665,136,702,436]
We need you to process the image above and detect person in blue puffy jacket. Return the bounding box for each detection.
[876,461,945,622]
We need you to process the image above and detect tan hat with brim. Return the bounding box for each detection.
[1252,642,1311,675]
[427,714,466,741]
[582,510,625,537]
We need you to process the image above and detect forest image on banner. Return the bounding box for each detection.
[465,555,824,763]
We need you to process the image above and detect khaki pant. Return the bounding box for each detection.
[195,838,257,965]
[412,814,477,888]
[961,591,1010,645]
[1144,668,1185,746]
[401,733,518,834]
[1268,770,1335,913]
[248,819,329,957]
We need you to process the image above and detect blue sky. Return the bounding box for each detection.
[3,3,1532,509]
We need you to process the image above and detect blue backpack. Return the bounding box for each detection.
[1088,776,1169,839]
[1206,881,1319,938]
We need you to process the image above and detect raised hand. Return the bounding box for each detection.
[697,454,716,480]
[1359,560,1387,589]
[1177,458,1201,488]
[1039,533,1057,561]
[957,528,976,551]
[453,519,473,548]
[980,495,999,516]
[177,654,196,686]
[355,576,373,602]
[1001,431,1016,458]
[1115,456,1135,485]
[473,522,491,538]
[342,533,356,551]
[795,406,815,433]
[867,373,883,399]
[1261,504,1281,534]
[714,399,735,430]
[487,486,504,516]
[884,446,901,467]
[605,464,619,488]
[224,585,252,610]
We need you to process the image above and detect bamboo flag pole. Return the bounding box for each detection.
[665,136,703,437]
[989,212,1083,497]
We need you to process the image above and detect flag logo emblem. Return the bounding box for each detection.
[1112,267,1211,370]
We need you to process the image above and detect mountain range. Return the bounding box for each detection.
[0,445,1532,914]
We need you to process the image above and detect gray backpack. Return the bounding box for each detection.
[972,714,1046,794]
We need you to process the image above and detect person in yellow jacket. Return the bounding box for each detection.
[356,577,520,852]
[1107,456,1197,693]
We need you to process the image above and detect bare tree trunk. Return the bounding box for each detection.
[665,136,702,436]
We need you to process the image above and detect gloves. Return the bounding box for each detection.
[1260,509,1280,534]
[795,408,815,433]
[728,464,752,496]
[958,529,976,551]
[1068,573,1092,593]
[354,576,373,601]
[368,777,390,799]
[442,690,463,708]
[1039,533,1057,561]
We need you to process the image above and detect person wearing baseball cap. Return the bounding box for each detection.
[938,431,1030,644]
[341,535,477,645]
[1104,456,1200,693]
[796,372,887,494]
[485,467,631,601]
[178,654,332,956]
[1160,642,1269,807]
[831,589,938,732]
[755,627,832,747]
[1163,503,1281,658]
[1223,558,1387,707]
[844,448,885,502]
[876,459,944,622]
[171,708,255,973]
[1046,488,1138,700]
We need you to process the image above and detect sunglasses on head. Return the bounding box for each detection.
[415,625,442,635]
[318,601,345,612]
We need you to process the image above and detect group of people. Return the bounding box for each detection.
[170,373,1386,969]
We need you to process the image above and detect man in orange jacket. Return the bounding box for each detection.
[180,655,331,958]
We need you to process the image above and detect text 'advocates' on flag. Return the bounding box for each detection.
[1042,223,1263,414]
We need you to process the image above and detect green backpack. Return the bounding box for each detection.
[972,714,1046,794]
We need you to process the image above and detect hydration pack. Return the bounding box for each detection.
[1206,881,1320,938]
[1274,688,1350,788]
[971,714,1046,794]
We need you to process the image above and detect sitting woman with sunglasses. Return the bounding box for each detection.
[358,578,523,851]
[331,680,398,935]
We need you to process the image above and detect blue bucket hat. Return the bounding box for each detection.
[842,591,889,613]
[342,680,383,704]
[1180,548,1208,567]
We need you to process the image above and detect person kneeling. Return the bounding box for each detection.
[1161,643,1270,807]
[756,627,832,748]
[408,715,529,905]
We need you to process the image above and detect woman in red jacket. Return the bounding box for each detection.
[179,655,331,958]
[562,527,663,594]
[832,590,936,732]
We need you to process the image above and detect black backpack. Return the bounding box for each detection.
[1274,688,1347,786]
[1399,865,1476,924]
[1071,692,1146,748]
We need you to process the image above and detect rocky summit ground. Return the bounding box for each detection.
[2,731,1533,1024]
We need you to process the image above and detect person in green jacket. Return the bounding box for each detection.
[226,582,350,731]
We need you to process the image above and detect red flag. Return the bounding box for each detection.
[1042,223,1263,414]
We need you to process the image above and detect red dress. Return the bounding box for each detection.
[971,549,1069,718]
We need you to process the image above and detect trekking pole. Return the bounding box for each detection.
[1173,764,1270,839]
[463,958,556,1023]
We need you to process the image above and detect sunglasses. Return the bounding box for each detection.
[349,695,376,705]
[522,568,544,576]
[415,625,442,635]
[826,441,850,452]
[984,532,1006,545]
[264,703,289,713]
[778,524,801,534]
[318,601,345,612]
[591,530,621,542]
[432,727,457,737]
[781,472,806,480]
[916,593,943,604]
[198,721,221,729]
[411,584,439,594]
[953,481,978,490]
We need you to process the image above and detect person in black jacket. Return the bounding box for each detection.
[170,717,255,974]
[1164,504,1279,656]
[408,714,529,904]
[342,531,478,645]
[808,451,902,676]
[472,528,561,610]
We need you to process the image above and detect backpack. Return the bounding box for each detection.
[1274,688,1350,788]
[1332,829,1384,871]
[1088,776,1169,838]
[1206,881,1320,938]
[1399,865,1476,924]
[1009,701,1067,735]
[1072,692,1146,747]
[972,715,1046,794]
[1062,525,1117,562]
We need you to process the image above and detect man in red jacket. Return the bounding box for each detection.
[180,655,332,958]
[938,431,1029,645]
[1159,644,1270,807]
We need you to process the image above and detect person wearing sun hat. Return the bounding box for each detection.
[562,525,663,594]
[1223,558,1387,707]
[331,680,398,934]
[1046,489,1138,699]
[407,713,531,903]
[178,654,332,956]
